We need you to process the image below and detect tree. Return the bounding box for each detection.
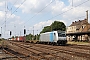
[40,26,51,33]
[51,21,66,31]
[33,35,36,40]
[26,34,33,40]
[12,36,14,38]
[36,34,40,40]
[40,21,66,33]
[26,21,66,40]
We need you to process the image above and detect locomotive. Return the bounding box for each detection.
[39,31,67,45]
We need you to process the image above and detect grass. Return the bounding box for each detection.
[26,40,39,43]
[0,40,2,45]
[67,41,90,45]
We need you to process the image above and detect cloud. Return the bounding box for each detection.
[0,0,90,38]
[51,0,65,14]
[0,1,4,6]
[14,0,66,14]
[33,20,53,30]
[28,20,53,35]
[62,0,90,26]
[30,20,66,34]
[0,11,4,18]
[18,0,51,13]
[0,12,24,38]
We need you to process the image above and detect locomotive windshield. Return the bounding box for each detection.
[58,33,66,37]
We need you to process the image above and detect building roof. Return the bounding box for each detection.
[82,24,90,32]
[70,19,90,30]
[70,19,88,26]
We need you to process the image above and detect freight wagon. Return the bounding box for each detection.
[16,36,25,42]
[9,36,25,42]
[39,31,67,45]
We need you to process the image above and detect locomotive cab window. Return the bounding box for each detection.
[58,33,66,37]
[54,33,55,35]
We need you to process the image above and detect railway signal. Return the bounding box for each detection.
[10,31,12,37]
[24,29,26,35]
[1,27,2,38]
[24,29,26,42]
[0,34,1,37]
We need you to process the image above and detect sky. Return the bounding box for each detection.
[0,0,90,39]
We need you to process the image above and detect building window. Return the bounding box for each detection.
[82,26,84,29]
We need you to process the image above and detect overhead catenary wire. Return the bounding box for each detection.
[7,0,55,36]
[7,0,18,11]
[2,0,89,27]
[18,0,90,32]
[0,0,27,27]
[72,0,73,7]
[10,0,18,11]
[75,0,90,7]
[1,0,90,38]
[16,0,55,35]
[23,0,55,26]
[23,0,90,36]
[46,0,90,21]
[23,0,89,27]
[11,0,26,15]
[70,15,85,20]
[7,0,18,14]
[0,0,27,38]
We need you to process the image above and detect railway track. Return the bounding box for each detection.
[20,42,90,55]
[22,43,90,59]
[10,41,90,60]
[2,41,42,60]
[0,48,22,60]
[9,41,69,60]
[2,48,25,60]
[0,45,31,60]
[2,41,90,60]
[68,44,90,50]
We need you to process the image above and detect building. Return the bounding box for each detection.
[66,10,90,42]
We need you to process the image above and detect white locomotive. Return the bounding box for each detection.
[40,31,67,45]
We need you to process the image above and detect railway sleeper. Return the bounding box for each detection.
[10,42,59,60]
[56,49,90,59]
[0,56,17,60]
[23,43,90,60]
[24,45,69,60]
[8,42,49,60]
[32,43,90,59]
[10,41,89,59]
[18,42,70,60]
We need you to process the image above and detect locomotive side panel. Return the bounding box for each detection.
[40,31,67,45]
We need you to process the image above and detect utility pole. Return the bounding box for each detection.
[14,25,16,37]
[86,10,89,41]
[1,27,2,39]
[33,26,34,36]
[36,30,38,40]
[86,10,89,32]
[33,26,34,40]
[72,0,73,7]
[86,10,88,22]
[4,1,7,37]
